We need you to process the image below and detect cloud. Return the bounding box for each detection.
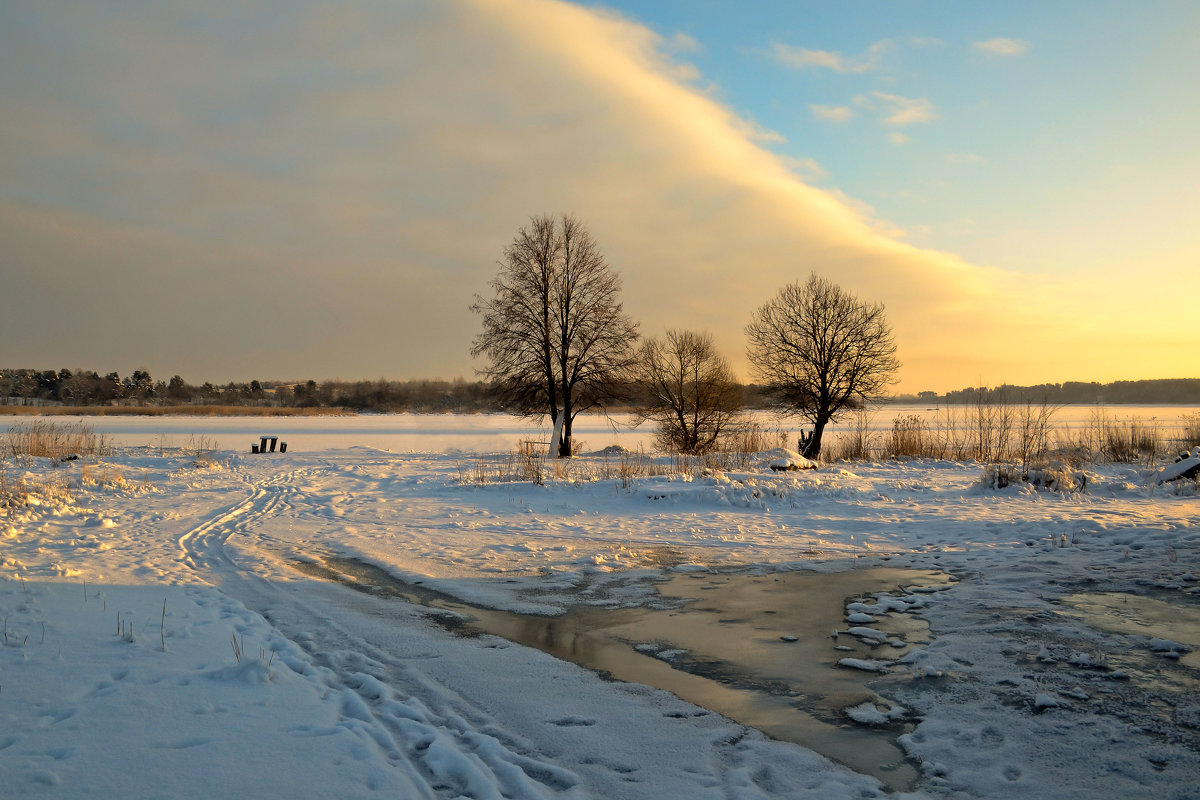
[0,0,1141,391]
[780,156,827,180]
[808,104,855,122]
[666,31,701,54]
[733,117,787,143]
[858,91,938,126]
[973,38,1029,56]
[889,131,911,146]
[770,40,891,74]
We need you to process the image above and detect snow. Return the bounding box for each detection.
[1158,449,1200,484]
[837,658,894,673]
[766,448,818,471]
[846,701,907,726]
[2,421,1199,798]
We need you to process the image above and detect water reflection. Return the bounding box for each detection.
[1059,592,1200,678]
[295,557,952,791]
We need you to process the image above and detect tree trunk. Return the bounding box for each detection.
[558,414,573,458]
[804,417,828,459]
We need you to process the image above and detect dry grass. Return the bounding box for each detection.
[0,470,74,512]
[4,419,111,459]
[980,464,1086,493]
[1058,410,1166,465]
[1181,413,1200,449]
[0,405,346,417]
[80,463,134,492]
[720,421,785,455]
[461,443,548,485]
[888,414,930,459]
[824,398,1085,467]
[835,410,874,461]
[461,444,670,487]
[0,469,29,510]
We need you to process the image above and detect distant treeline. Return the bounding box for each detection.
[0,369,503,413]
[893,378,1200,406]
[3,368,1196,413]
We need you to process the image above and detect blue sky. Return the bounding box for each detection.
[591,0,1200,272]
[2,1,1197,391]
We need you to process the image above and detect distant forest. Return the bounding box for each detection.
[893,378,1200,406]
[1,368,1197,413]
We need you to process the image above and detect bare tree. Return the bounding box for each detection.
[471,214,639,457]
[634,330,742,454]
[745,273,899,458]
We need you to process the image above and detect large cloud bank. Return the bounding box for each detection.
[4,0,1181,390]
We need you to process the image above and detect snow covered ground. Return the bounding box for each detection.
[2,430,1198,798]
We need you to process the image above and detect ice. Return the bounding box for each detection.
[845,626,889,641]
[838,658,893,673]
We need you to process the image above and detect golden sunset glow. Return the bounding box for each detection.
[2,0,1196,391]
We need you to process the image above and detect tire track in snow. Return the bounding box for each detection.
[173,463,582,799]
[176,466,307,572]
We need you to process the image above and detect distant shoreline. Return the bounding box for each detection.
[1,402,1196,420]
[0,405,351,417]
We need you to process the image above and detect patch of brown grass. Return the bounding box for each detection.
[4,419,111,458]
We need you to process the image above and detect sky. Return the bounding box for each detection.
[2,0,1198,394]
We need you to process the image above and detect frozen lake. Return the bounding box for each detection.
[1,404,1196,454]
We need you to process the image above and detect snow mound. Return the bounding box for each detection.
[765,448,817,471]
[845,701,906,726]
[1157,449,1200,484]
[1035,692,1068,710]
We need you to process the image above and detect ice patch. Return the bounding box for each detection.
[838,658,892,673]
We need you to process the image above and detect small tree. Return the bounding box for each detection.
[167,375,189,402]
[472,214,639,457]
[634,330,742,454]
[126,369,155,402]
[745,273,899,458]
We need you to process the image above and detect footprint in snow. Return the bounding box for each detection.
[548,716,597,727]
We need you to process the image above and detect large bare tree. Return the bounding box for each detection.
[471,214,639,457]
[634,330,742,454]
[745,273,899,458]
